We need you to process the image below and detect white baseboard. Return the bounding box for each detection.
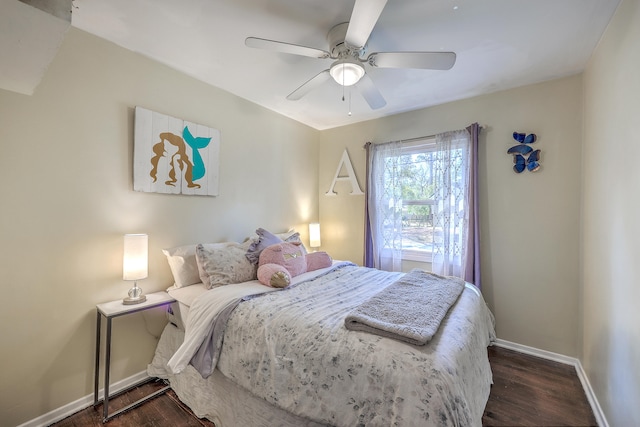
[16,371,150,427]
[495,339,608,427]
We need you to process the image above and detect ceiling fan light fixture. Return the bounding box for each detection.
[330,58,365,86]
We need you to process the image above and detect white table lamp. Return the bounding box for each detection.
[309,223,321,250]
[122,233,148,305]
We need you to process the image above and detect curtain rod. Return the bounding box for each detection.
[400,134,437,144]
[363,124,484,149]
[363,134,436,149]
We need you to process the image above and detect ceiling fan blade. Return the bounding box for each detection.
[245,37,329,59]
[345,0,388,49]
[286,70,332,100]
[358,74,386,110]
[368,52,456,70]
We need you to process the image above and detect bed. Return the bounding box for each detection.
[148,235,496,427]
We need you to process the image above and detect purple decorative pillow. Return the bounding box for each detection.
[245,228,283,265]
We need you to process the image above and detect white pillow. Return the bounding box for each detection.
[162,245,200,288]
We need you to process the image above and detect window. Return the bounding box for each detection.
[369,132,470,272]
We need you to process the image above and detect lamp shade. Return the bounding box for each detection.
[123,234,148,281]
[309,223,321,248]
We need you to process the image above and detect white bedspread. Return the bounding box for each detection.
[167,280,273,376]
[207,264,496,426]
[167,262,353,377]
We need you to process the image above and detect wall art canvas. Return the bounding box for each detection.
[134,106,220,196]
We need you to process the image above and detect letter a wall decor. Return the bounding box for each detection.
[134,106,220,196]
[325,149,364,196]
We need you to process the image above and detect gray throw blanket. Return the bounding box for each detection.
[344,269,465,345]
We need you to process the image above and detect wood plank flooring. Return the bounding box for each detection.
[482,346,597,426]
[50,380,215,427]
[50,346,597,427]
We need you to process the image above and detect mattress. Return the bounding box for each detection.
[166,283,208,330]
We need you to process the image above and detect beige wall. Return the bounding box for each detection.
[0,28,319,426]
[319,75,584,357]
[582,0,640,425]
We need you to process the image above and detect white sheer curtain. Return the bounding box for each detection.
[366,128,474,280]
[367,141,403,271]
[365,123,480,286]
[431,129,471,277]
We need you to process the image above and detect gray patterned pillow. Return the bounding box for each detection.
[196,241,257,289]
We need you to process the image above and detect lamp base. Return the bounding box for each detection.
[123,294,147,305]
[123,282,146,305]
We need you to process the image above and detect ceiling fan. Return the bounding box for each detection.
[245,0,456,110]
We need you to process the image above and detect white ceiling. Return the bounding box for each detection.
[70,0,620,130]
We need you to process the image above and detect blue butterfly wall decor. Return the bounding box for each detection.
[508,132,540,173]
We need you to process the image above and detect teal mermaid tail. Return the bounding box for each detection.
[182,126,211,181]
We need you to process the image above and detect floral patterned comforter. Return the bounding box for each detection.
[214,264,496,427]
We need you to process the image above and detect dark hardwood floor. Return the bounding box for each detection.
[50,381,215,427]
[51,346,597,427]
[482,346,597,426]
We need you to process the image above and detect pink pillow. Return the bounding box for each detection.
[246,228,306,265]
[306,251,332,271]
[258,242,307,277]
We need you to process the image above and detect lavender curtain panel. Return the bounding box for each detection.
[364,142,374,267]
[464,123,481,289]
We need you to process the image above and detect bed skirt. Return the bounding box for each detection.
[148,322,325,427]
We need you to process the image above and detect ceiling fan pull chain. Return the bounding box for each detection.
[348,89,352,116]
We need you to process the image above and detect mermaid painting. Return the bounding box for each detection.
[149,127,211,189]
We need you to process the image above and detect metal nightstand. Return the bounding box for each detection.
[93,291,176,422]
